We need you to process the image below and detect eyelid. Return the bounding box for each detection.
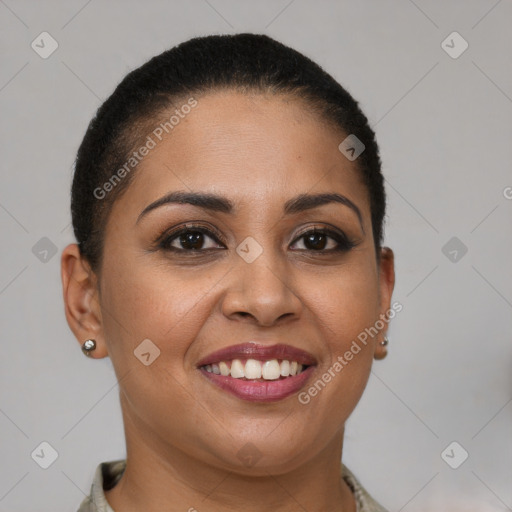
[293,223,346,240]
[162,222,225,241]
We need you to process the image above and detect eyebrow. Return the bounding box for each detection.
[136,190,364,230]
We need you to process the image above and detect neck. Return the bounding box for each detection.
[105,395,356,512]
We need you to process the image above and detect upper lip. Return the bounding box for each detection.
[196,342,317,368]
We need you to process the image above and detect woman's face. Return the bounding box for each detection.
[76,90,394,474]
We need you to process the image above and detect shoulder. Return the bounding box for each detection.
[341,464,389,512]
[76,459,126,512]
[76,459,387,512]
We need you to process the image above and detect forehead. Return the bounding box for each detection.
[111,90,369,220]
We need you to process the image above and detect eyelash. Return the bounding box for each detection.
[156,223,357,255]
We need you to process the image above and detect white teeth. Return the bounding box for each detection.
[280,360,290,377]
[245,359,262,379]
[262,359,281,380]
[219,361,230,376]
[203,358,308,379]
[230,359,245,379]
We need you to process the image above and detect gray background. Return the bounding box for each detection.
[1,0,511,510]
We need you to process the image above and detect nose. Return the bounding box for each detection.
[221,250,303,327]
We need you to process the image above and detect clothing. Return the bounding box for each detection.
[77,459,388,512]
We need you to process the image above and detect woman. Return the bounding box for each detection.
[61,33,396,512]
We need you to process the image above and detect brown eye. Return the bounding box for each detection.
[159,226,224,252]
[290,228,356,252]
[157,225,356,255]
[302,232,330,251]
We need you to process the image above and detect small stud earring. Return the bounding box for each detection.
[81,339,96,357]
[380,336,389,346]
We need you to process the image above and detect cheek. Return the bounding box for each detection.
[308,263,381,346]
[99,257,220,366]
[300,264,379,408]
[98,259,222,444]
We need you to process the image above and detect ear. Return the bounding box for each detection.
[61,243,108,358]
[374,246,395,361]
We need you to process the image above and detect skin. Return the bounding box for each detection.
[61,89,395,512]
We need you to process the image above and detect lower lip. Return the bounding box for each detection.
[199,366,315,402]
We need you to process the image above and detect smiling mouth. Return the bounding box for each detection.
[196,342,317,402]
[200,358,310,381]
